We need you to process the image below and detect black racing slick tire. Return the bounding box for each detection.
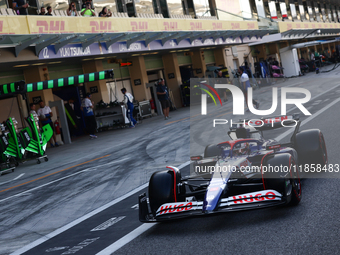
[204,144,221,158]
[262,153,301,206]
[148,168,184,216]
[294,129,327,167]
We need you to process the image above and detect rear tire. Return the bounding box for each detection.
[204,144,221,158]
[294,129,327,166]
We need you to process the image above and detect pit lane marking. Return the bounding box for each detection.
[10,161,191,255]
[0,154,111,198]
[0,173,25,186]
[276,96,340,141]
[131,204,139,210]
[45,246,69,252]
[91,216,126,231]
[95,224,156,255]
[60,238,100,255]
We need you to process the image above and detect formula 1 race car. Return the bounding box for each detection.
[139,114,327,222]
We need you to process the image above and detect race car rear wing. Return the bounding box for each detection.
[230,114,300,131]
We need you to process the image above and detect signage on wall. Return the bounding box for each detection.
[32,96,42,104]
[39,33,262,60]
[120,62,132,67]
[90,86,98,94]
[168,73,175,79]
[134,79,142,86]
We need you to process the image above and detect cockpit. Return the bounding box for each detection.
[228,125,263,140]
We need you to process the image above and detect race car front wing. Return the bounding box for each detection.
[139,189,285,222]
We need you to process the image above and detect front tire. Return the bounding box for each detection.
[148,168,184,216]
[263,153,301,205]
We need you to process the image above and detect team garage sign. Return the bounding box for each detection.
[39,36,259,60]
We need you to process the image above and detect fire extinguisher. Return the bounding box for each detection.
[150,99,155,110]
[54,119,61,135]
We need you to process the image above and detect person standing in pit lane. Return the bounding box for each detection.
[238,67,259,111]
[121,88,137,128]
[37,100,59,147]
[81,93,97,139]
[156,78,171,120]
[29,103,38,117]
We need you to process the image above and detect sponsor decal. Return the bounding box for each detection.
[130,21,148,32]
[88,21,115,33]
[231,190,280,204]
[190,22,203,30]
[156,202,194,216]
[231,23,240,29]
[37,20,65,33]
[24,131,30,141]
[163,21,178,31]
[213,22,222,30]
[247,23,255,29]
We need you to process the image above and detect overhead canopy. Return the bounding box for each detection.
[291,38,340,49]
[0,30,273,58]
[249,28,340,46]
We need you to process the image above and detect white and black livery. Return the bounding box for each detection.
[139,114,327,222]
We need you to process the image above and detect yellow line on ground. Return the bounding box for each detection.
[165,117,191,125]
[0,154,111,193]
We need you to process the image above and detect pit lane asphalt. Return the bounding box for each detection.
[0,109,191,255]
[2,71,340,255]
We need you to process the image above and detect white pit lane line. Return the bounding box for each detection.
[10,161,191,255]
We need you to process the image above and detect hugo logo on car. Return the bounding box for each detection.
[220,190,282,207]
[156,202,199,216]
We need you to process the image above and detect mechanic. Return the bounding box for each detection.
[121,88,137,128]
[238,67,259,111]
[37,100,59,147]
[81,93,97,139]
[156,78,171,120]
[29,103,38,117]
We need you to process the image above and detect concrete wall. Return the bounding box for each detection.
[127,56,151,102]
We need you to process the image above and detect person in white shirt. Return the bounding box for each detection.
[239,67,259,111]
[81,93,97,138]
[121,88,137,127]
[310,51,315,61]
[37,100,59,147]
